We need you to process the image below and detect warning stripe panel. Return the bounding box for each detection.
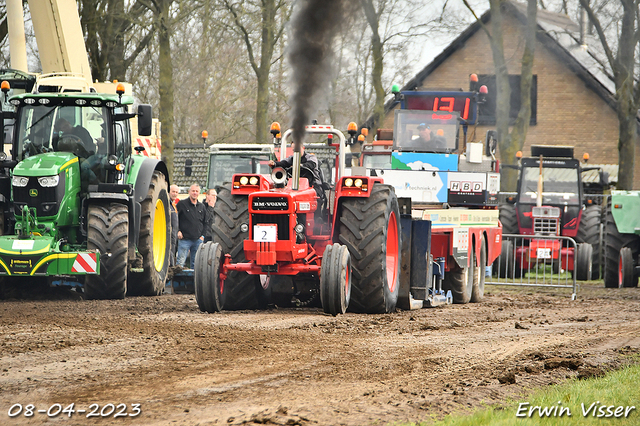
[72,253,97,274]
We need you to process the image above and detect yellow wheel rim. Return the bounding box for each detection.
[153,198,167,272]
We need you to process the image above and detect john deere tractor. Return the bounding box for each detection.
[0,79,171,299]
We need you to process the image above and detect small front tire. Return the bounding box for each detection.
[320,244,352,316]
[195,242,225,312]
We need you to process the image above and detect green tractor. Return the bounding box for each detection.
[0,80,171,299]
[603,191,640,288]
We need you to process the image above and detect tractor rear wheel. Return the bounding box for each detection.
[576,204,602,279]
[338,184,401,313]
[573,243,593,281]
[85,202,129,299]
[212,183,263,310]
[195,242,225,312]
[444,249,473,304]
[320,243,351,316]
[127,171,171,296]
[471,235,486,303]
[498,203,518,235]
[603,199,639,288]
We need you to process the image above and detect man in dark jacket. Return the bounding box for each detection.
[203,188,217,243]
[169,184,180,266]
[176,184,207,269]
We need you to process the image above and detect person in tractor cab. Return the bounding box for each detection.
[409,123,447,152]
[268,142,322,198]
[54,118,94,156]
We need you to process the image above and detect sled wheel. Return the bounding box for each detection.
[471,235,486,303]
[444,250,473,304]
[320,243,352,316]
[618,247,637,288]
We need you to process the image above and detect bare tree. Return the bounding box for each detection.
[463,0,538,191]
[578,0,640,189]
[219,0,290,143]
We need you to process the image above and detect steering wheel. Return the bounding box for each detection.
[58,134,90,158]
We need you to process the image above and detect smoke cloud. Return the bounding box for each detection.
[286,0,347,151]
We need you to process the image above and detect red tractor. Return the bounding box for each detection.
[194,123,401,315]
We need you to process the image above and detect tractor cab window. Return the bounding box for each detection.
[519,166,580,205]
[207,153,271,190]
[16,104,108,161]
[363,154,392,169]
[393,110,459,153]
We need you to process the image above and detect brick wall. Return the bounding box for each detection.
[383,13,639,187]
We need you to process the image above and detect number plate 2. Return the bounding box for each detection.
[254,224,277,242]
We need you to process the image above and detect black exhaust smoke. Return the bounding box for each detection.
[286,0,348,152]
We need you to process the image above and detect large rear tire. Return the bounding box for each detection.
[320,243,351,316]
[85,202,129,299]
[127,171,171,296]
[576,204,602,279]
[338,184,401,313]
[211,183,262,310]
[471,235,486,303]
[195,242,225,312]
[603,198,639,288]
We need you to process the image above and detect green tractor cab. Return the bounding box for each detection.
[0,84,171,299]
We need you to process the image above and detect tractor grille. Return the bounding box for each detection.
[13,174,65,218]
[533,217,559,235]
[252,214,290,241]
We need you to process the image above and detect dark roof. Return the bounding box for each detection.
[368,1,619,127]
[173,144,209,189]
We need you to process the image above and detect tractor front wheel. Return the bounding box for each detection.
[127,171,171,296]
[603,199,639,288]
[85,202,129,299]
[573,243,593,281]
[320,243,351,316]
[195,242,225,312]
[338,184,401,313]
[444,253,473,304]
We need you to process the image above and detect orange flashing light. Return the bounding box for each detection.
[201,130,208,139]
[116,83,125,95]
[358,135,365,143]
[479,85,488,94]
[361,128,369,137]
[270,122,281,136]
[115,164,125,171]
[516,151,523,159]
[347,122,357,135]
[436,129,444,136]
[470,74,478,83]
[1,81,9,92]
[583,152,590,162]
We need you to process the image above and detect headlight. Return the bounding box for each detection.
[249,176,259,185]
[354,178,363,188]
[12,176,29,187]
[240,176,249,185]
[344,178,353,187]
[294,223,305,233]
[240,223,249,232]
[38,175,60,187]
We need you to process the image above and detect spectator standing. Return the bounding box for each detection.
[176,184,206,269]
[169,185,180,267]
[203,188,217,243]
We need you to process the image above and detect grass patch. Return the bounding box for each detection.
[400,359,640,426]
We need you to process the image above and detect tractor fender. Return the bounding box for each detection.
[129,159,170,204]
[126,158,169,249]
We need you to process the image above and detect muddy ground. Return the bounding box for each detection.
[1,282,639,426]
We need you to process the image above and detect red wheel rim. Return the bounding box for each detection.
[386,211,399,292]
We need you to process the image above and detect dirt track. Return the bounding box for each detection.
[1,282,639,426]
